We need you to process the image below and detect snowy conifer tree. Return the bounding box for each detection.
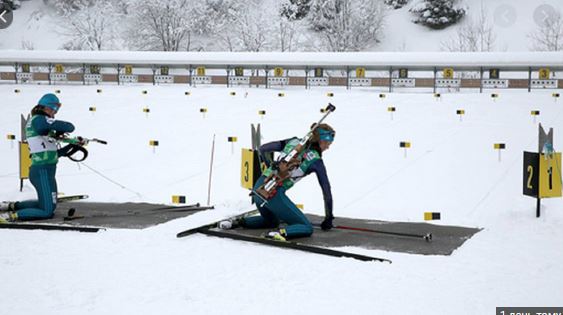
[385,0,409,10]
[410,0,465,29]
[281,0,312,20]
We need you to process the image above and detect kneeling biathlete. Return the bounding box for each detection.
[221,123,336,241]
[0,93,85,223]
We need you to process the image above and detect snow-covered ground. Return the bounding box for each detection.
[1,83,562,314]
[2,0,563,52]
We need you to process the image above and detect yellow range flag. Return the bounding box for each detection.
[539,153,562,198]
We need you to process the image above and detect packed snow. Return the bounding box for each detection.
[1,82,562,314]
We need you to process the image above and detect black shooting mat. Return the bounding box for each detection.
[15,202,207,229]
[218,214,481,256]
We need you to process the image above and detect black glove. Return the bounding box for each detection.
[320,216,334,231]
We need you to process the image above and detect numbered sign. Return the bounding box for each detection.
[539,153,562,198]
[196,66,206,76]
[54,64,64,73]
[273,67,284,77]
[356,67,366,78]
[124,65,133,75]
[90,65,100,74]
[22,64,30,73]
[539,68,550,80]
[443,68,454,79]
[523,151,540,197]
[524,151,562,198]
[234,67,244,76]
[314,68,324,78]
[489,68,500,79]
[241,148,261,190]
[399,68,408,79]
[160,66,169,76]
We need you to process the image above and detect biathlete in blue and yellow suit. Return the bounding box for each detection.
[236,123,336,241]
[0,93,83,223]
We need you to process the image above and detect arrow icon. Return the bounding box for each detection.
[541,10,550,23]
[0,6,13,29]
[493,4,517,28]
[501,10,510,24]
[533,4,557,27]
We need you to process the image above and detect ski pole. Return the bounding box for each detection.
[315,224,432,242]
[207,134,216,206]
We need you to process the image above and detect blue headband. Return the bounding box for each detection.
[318,128,335,142]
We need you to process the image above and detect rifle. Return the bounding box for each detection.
[57,135,108,162]
[253,103,336,204]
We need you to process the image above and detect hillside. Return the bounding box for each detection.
[1,0,562,52]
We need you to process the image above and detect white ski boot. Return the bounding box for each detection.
[0,201,15,212]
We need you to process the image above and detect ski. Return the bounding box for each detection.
[176,209,259,238]
[150,203,209,211]
[198,228,391,263]
[313,223,432,242]
[57,194,89,203]
[152,202,200,211]
[161,205,214,213]
[0,223,102,233]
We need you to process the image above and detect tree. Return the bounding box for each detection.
[206,0,275,52]
[529,11,563,51]
[57,1,120,50]
[202,0,245,51]
[385,0,409,10]
[281,0,312,20]
[233,1,273,52]
[43,0,94,15]
[307,0,387,52]
[125,0,204,51]
[410,0,465,29]
[275,1,309,51]
[441,6,495,52]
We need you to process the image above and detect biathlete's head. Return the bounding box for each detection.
[311,123,335,152]
[35,93,61,117]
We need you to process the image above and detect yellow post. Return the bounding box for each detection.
[19,141,31,191]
